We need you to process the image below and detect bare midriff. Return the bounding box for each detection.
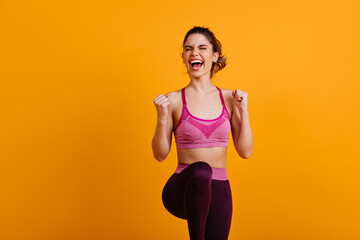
[177,147,228,168]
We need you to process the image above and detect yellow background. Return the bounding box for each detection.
[1,0,359,239]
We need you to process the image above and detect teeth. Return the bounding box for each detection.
[190,60,203,64]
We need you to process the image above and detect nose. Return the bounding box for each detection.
[191,49,199,57]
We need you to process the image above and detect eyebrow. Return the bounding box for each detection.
[184,44,209,48]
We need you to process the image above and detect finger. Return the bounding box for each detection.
[160,102,170,109]
[233,94,241,101]
[233,91,242,99]
[153,94,164,102]
[154,95,168,102]
[232,90,237,98]
[236,94,245,99]
[158,97,170,105]
[235,90,243,95]
[234,89,243,97]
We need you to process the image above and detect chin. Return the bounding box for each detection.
[190,71,210,77]
[186,66,209,75]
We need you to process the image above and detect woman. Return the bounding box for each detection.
[152,26,253,240]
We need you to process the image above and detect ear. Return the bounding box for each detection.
[182,52,185,64]
[213,52,219,62]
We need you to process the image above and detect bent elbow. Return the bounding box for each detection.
[156,156,165,162]
[242,153,252,159]
[237,148,252,159]
[153,152,166,162]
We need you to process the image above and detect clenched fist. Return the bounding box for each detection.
[153,94,170,121]
[232,89,248,111]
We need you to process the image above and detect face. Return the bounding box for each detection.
[182,33,219,78]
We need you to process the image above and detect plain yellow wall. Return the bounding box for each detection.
[1,0,359,239]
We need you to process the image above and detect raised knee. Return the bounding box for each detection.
[189,161,212,181]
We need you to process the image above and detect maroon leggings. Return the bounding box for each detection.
[162,161,233,240]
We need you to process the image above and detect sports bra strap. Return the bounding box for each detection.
[216,86,225,106]
[181,87,187,105]
[182,86,224,106]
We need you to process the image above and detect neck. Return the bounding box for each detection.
[187,76,215,94]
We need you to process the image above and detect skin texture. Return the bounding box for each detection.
[152,33,253,168]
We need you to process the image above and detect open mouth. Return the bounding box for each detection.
[189,60,203,71]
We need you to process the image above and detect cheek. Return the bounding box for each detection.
[183,55,188,63]
[204,53,213,63]
[205,57,213,67]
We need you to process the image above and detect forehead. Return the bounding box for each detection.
[184,33,210,46]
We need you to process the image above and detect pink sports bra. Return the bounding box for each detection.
[174,86,231,149]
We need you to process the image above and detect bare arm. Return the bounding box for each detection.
[230,89,253,159]
[151,92,174,162]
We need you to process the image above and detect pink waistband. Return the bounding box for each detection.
[174,163,228,181]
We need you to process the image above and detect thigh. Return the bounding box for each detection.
[162,172,188,219]
[161,162,212,219]
[205,180,233,240]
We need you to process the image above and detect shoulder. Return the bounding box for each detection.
[164,88,183,109]
[164,89,181,101]
[216,87,233,99]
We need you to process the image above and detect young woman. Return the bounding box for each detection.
[152,26,253,240]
